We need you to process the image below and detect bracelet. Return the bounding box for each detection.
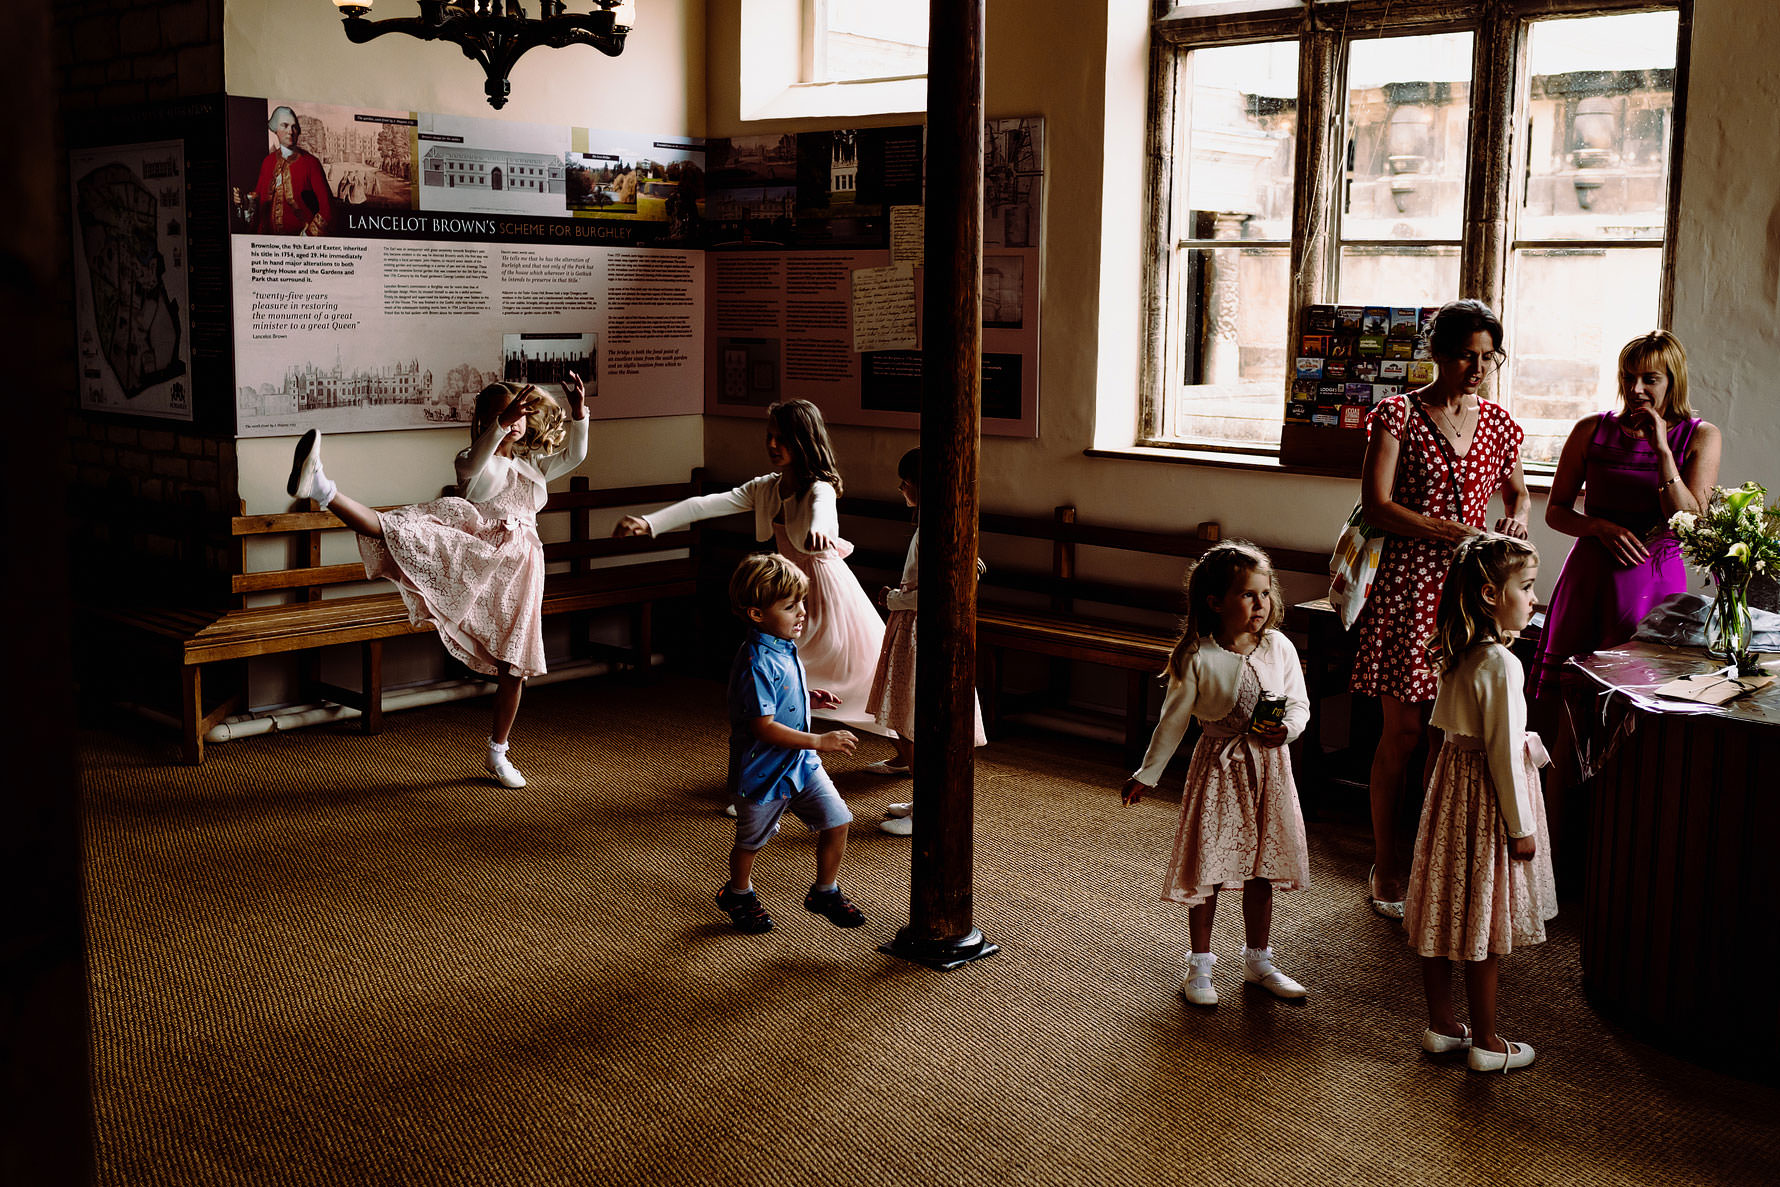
[1661,475,1683,489]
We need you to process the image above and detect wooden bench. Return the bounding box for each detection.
[96,473,705,764]
[831,497,1329,764]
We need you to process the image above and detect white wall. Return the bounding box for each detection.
[704,0,1780,601]
[224,0,707,703]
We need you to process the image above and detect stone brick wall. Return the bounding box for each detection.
[55,1,232,606]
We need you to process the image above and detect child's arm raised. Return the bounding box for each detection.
[457,393,538,501]
[613,474,774,537]
[1474,645,1537,852]
[748,715,858,755]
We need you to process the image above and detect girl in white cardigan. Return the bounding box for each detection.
[286,376,592,790]
[1407,533,1556,1074]
[613,400,887,735]
[1121,542,1312,1007]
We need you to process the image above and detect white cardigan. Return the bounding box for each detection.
[457,416,589,507]
[1131,632,1310,787]
[641,472,839,550]
[1429,642,1539,839]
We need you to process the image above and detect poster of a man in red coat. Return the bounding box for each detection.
[252,106,333,236]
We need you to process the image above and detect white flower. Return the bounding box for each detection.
[1670,510,1697,533]
[1728,541,1752,563]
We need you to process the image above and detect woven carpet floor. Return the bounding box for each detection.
[83,674,1780,1186]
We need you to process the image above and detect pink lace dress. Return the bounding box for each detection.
[359,427,585,681]
[773,520,890,736]
[865,528,987,745]
[1160,658,1311,907]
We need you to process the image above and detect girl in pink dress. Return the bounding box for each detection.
[285,375,591,790]
[613,400,888,737]
[865,448,987,836]
[1121,542,1313,1007]
[1407,534,1557,1073]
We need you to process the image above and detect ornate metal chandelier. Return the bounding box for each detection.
[331,1,635,110]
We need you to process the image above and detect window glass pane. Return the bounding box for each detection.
[1169,245,1292,448]
[1520,11,1678,241]
[818,1,928,82]
[1505,246,1663,464]
[1182,42,1299,241]
[1344,32,1474,241]
[1336,245,1460,307]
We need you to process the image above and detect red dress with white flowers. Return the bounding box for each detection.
[1348,394,1525,704]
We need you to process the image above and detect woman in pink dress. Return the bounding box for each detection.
[613,400,888,737]
[285,374,592,790]
[1351,300,1531,917]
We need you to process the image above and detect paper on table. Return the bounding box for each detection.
[1651,672,1776,705]
[851,263,917,353]
[890,205,923,265]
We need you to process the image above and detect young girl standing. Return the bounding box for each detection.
[1120,542,1312,1006]
[864,449,986,835]
[286,374,591,789]
[1408,533,1557,1073]
[612,400,887,735]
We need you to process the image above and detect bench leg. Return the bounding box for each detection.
[1125,669,1149,767]
[981,646,1002,737]
[632,603,653,679]
[180,665,204,765]
[361,641,384,735]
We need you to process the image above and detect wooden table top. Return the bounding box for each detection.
[1568,641,1780,729]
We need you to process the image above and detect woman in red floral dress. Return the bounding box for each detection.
[1351,300,1531,916]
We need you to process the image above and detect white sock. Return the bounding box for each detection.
[1244,946,1275,972]
[815,881,838,893]
[487,738,509,757]
[311,470,337,510]
[1188,951,1216,981]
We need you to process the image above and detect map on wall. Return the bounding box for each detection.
[70,139,193,421]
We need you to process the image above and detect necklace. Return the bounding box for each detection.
[1426,398,1474,442]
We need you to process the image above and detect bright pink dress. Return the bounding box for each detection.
[1349,395,1525,703]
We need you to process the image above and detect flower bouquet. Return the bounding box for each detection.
[1669,481,1780,674]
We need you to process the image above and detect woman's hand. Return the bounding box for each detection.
[1593,520,1650,567]
[1120,777,1151,807]
[1508,834,1537,862]
[876,585,894,610]
[815,729,858,755]
[1492,517,1530,540]
[612,515,652,538]
[806,529,837,553]
[1623,405,1672,456]
[563,371,590,419]
[1252,721,1289,749]
[1430,519,1481,545]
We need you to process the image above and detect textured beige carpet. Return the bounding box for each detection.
[83,675,1780,1186]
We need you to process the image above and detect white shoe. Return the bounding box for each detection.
[1180,953,1218,1007]
[1467,1038,1536,1073]
[725,803,738,817]
[879,814,914,836]
[862,759,912,777]
[484,748,526,789]
[1368,864,1406,921]
[1242,946,1308,1000]
[1421,1025,1472,1055]
[288,429,324,500]
[884,801,914,818]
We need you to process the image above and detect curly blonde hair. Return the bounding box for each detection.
[471,381,567,459]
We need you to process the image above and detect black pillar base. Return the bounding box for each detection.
[879,927,1000,972]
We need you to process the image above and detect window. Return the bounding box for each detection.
[1142,1,1686,465]
[802,0,928,85]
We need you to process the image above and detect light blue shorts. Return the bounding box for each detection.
[731,765,852,851]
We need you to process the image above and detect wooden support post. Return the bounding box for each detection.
[1046,506,1077,707]
[1460,3,1520,312]
[881,0,998,972]
[361,641,384,735]
[180,665,204,765]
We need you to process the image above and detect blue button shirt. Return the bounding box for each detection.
[727,629,824,803]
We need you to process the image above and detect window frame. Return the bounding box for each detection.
[1139,0,1692,469]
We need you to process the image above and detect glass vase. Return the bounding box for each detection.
[1705,569,1759,674]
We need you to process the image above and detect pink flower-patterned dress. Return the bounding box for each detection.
[358,423,586,681]
[1349,395,1525,703]
[1161,655,1311,908]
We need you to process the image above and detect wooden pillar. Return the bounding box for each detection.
[1460,1,1520,313]
[881,0,998,971]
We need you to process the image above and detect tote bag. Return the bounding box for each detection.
[1328,502,1383,630]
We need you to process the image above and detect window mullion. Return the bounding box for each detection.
[1458,1,1519,310]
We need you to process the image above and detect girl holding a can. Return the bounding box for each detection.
[1120,541,1313,1007]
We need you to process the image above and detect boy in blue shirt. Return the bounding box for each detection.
[717,553,866,934]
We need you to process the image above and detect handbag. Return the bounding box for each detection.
[1328,501,1384,630]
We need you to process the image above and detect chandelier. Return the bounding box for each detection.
[331,2,636,110]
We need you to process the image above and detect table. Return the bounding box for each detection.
[1567,642,1780,1076]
